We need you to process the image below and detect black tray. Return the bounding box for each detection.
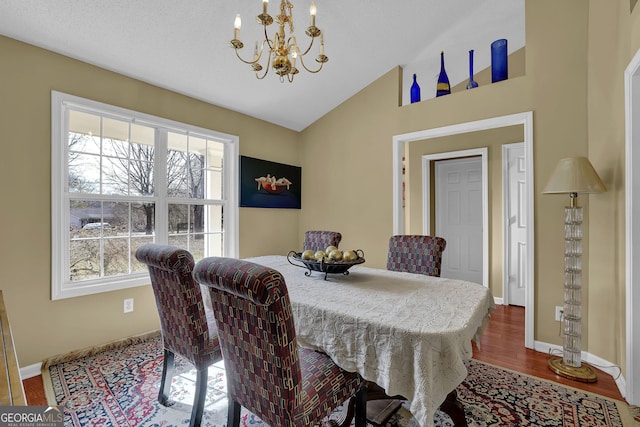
[287,250,365,280]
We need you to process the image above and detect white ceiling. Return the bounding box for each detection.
[0,0,524,131]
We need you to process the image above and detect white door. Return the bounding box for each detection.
[504,143,526,306]
[435,157,483,284]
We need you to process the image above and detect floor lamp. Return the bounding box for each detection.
[543,156,606,383]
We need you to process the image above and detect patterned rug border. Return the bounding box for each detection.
[41,329,161,406]
[41,334,640,426]
[468,358,639,426]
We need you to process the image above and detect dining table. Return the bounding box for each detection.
[244,255,496,427]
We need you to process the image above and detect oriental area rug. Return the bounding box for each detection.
[42,332,637,427]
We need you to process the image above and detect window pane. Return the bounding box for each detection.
[205,233,224,258]
[133,202,155,235]
[103,201,128,234]
[131,123,155,146]
[68,153,100,194]
[168,204,189,235]
[102,155,128,195]
[68,111,100,154]
[206,205,223,233]
[131,236,154,273]
[70,199,104,231]
[167,132,188,198]
[206,140,224,200]
[69,239,100,281]
[189,234,206,260]
[104,238,130,277]
[206,169,223,200]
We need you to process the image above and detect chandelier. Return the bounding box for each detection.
[230,0,328,83]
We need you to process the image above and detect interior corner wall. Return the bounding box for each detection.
[299,0,627,369]
[585,0,640,375]
[0,35,300,366]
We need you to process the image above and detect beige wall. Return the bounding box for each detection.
[300,0,634,377]
[0,36,301,366]
[1,0,638,381]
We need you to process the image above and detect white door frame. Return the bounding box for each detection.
[421,148,489,288]
[392,111,535,348]
[624,48,640,405]
[502,142,525,306]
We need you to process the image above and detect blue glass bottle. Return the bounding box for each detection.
[491,39,508,83]
[436,51,451,97]
[466,49,478,89]
[410,74,421,103]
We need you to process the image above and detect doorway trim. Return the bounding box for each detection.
[392,111,535,348]
[624,48,640,405]
[502,142,526,306]
[421,148,489,288]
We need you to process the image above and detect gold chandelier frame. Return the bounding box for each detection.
[230,0,328,82]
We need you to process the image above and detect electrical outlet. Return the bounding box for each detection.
[124,298,134,313]
[555,306,563,321]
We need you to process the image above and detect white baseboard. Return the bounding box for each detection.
[20,363,42,379]
[534,340,627,399]
[493,297,504,305]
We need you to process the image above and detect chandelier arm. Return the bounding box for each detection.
[290,35,315,57]
[233,48,262,66]
[263,25,275,51]
[297,54,324,73]
[255,54,272,80]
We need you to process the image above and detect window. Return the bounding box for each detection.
[51,91,238,299]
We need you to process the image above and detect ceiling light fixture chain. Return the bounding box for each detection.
[230,0,328,83]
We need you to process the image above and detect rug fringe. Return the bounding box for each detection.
[41,330,161,370]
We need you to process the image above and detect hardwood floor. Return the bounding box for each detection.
[472,304,623,401]
[22,304,624,406]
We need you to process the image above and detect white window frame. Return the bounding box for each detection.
[51,91,239,300]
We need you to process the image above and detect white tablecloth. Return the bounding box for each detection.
[245,255,495,427]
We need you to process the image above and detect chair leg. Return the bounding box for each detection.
[189,367,209,427]
[227,398,241,427]
[354,384,368,427]
[158,349,175,406]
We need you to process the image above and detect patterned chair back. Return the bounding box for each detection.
[302,230,342,252]
[135,244,218,368]
[193,257,303,426]
[386,235,447,277]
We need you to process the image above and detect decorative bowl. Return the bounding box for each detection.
[287,250,365,280]
[261,182,287,194]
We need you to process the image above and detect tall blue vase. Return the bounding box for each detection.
[466,49,478,89]
[491,39,508,83]
[410,73,421,103]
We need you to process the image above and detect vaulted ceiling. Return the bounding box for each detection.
[0,0,525,131]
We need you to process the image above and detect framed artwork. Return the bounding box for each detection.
[239,156,301,209]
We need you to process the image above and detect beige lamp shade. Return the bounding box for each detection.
[543,157,606,194]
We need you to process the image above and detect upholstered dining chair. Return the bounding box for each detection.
[135,244,222,427]
[302,230,342,252]
[386,235,447,277]
[192,257,368,427]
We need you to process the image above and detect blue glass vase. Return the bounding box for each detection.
[466,49,478,89]
[410,74,421,103]
[467,49,478,89]
[491,39,508,83]
[436,51,451,97]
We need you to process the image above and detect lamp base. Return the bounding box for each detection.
[548,356,598,383]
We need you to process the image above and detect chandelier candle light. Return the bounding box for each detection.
[543,156,606,383]
[230,0,328,82]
